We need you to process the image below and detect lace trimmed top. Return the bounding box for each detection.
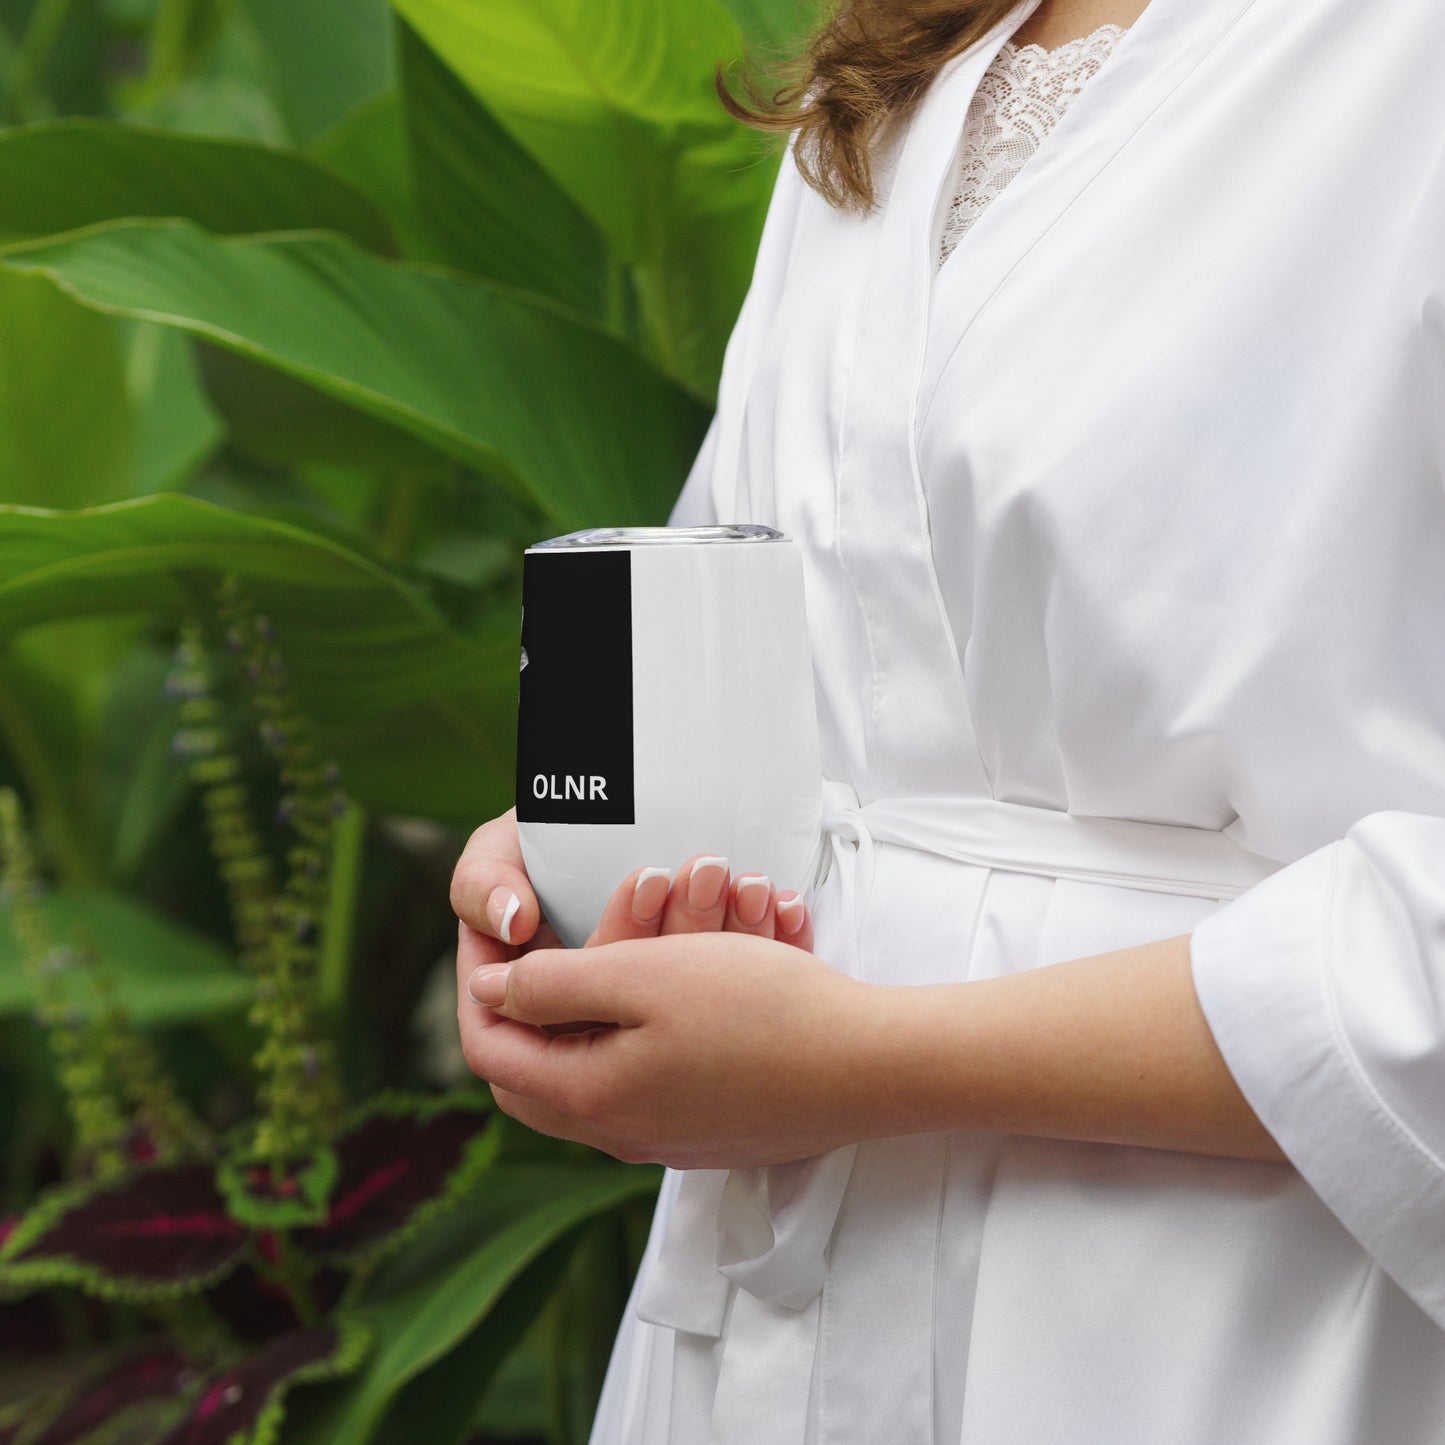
[939,24,1128,268]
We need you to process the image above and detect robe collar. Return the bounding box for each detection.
[921,0,1265,416]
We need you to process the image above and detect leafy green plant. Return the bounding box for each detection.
[0,0,810,1438]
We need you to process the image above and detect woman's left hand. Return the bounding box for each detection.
[458,931,882,1169]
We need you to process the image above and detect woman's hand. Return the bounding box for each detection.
[451,808,818,1077]
[449,807,814,956]
[459,931,874,1170]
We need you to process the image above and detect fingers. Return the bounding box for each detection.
[724,872,777,938]
[471,945,646,1031]
[655,853,732,934]
[586,863,676,948]
[719,874,814,951]
[633,853,816,949]
[773,891,815,953]
[449,807,540,946]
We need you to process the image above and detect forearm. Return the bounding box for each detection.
[865,933,1288,1164]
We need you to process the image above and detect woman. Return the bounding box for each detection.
[451,0,1445,1439]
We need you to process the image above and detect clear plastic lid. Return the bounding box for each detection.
[529,524,786,550]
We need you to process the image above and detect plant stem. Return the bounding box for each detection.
[3,0,77,122]
[380,472,422,562]
[267,1232,322,1330]
[0,676,96,887]
[318,799,365,1025]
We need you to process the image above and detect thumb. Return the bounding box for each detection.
[474,946,647,1029]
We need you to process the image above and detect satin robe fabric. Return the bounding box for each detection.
[589,0,1445,1439]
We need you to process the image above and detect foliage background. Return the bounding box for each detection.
[0,0,817,1439]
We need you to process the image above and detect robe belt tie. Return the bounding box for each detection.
[636,781,1285,1338]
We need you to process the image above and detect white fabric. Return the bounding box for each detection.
[940,25,1127,266]
[591,0,1445,1440]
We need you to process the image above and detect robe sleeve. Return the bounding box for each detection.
[661,138,808,533]
[1190,809,1445,1328]
[665,411,722,528]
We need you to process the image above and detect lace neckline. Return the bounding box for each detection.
[937,22,1130,269]
[999,22,1128,64]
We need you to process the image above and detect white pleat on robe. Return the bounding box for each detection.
[589,0,1445,1440]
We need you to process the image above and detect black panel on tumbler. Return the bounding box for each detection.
[516,550,635,824]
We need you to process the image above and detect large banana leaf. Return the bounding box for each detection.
[311,91,438,264]
[0,220,708,529]
[390,0,778,400]
[397,22,609,321]
[242,0,393,146]
[0,119,394,251]
[0,270,134,508]
[0,496,519,826]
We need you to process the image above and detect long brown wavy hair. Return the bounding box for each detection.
[720,0,1023,212]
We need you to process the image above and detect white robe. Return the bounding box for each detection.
[591,0,1445,1439]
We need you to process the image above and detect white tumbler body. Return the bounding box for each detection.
[515,525,821,949]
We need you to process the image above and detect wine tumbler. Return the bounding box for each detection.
[514,524,822,949]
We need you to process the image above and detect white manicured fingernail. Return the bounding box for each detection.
[687,856,729,911]
[735,874,771,926]
[488,886,520,945]
[776,894,806,935]
[632,866,673,922]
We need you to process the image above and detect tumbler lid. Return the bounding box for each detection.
[529,524,786,550]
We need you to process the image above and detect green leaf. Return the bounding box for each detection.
[0,269,134,508]
[193,343,452,478]
[719,0,822,55]
[0,119,395,252]
[0,886,252,1024]
[310,90,438,264]
[370,1240,570,1445]
[0,494,519,825]
[1,220,709,529]
[120,0,291,146]
[242,0,393,145]
[126,324,224,495]
[390,0,776,398]
[397,22,609,320]
[290,1163,660,1445]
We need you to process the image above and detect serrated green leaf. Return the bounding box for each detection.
[0,1164,248,1303]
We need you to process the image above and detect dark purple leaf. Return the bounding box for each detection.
[158,1324,367,1445]
[31,1350,198,1445]
[0,1165,247,1300]
[294,1096,495,1263]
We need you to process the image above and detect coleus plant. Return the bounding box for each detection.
[0,577,498,1445]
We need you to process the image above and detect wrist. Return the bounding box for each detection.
[830,977,973,1143]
